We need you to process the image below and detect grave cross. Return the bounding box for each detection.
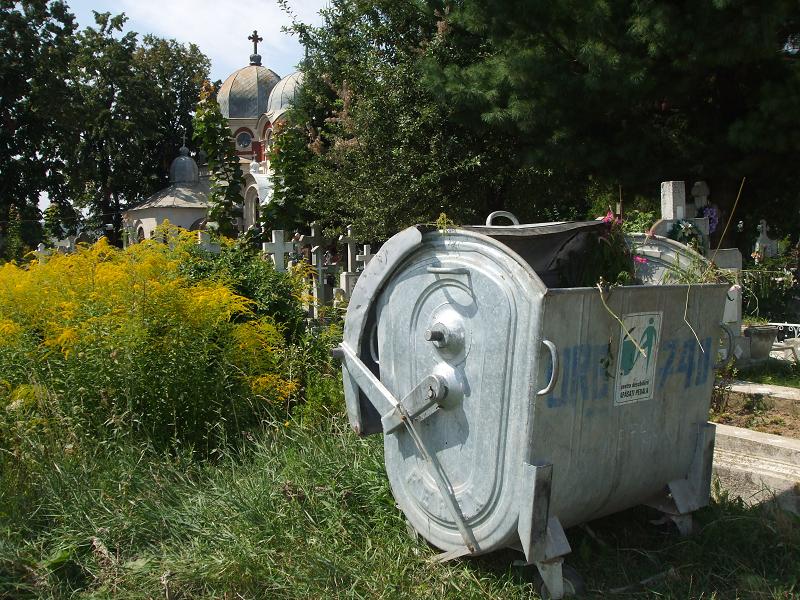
[299,223,325,270]
[262,230,295,272]
[338,225,358,273]
[299,223,329,318]
[356,244,375,271]
[248,30,263,55]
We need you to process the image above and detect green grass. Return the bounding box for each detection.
[738,359,800,389]
[2,415,798,599]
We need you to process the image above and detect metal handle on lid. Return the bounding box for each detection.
[714,323,735,369]
[485,211,520,226]
[537,340,559,396]
[427,266,469,275]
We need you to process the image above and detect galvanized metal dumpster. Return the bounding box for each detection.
[334,218,731,598]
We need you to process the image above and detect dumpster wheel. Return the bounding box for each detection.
[536,564,586,599]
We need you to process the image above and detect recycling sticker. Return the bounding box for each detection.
[615,312,662,405]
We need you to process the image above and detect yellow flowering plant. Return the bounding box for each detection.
[0,231,306,453]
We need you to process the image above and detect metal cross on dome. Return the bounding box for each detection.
[248,30,263,55]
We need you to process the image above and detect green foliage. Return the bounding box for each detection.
[3,205,24,262]
[42,201,79,243]
[278,0,589,242]
[0,235,306,455]
[64,13,210,246]
[738,359,800,389]
[193,81,244,238]
[0,0,76,255]
[565,216,635,287]
[429,0,800,236]
[621,209,658,235]
[179,242,308,340]
[264,118,313,231]
[0,4,209,254]
[742,255,798,321]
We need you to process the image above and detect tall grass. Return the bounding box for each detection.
[2,412,798,599]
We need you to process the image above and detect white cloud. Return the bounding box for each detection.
[70,0,327,81]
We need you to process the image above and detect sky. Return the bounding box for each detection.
[67,0,328,81]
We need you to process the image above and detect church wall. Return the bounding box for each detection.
[124,207,209,243]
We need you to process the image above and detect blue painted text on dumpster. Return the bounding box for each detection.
[547,336,713,408]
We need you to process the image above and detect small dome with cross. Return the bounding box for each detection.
[218,31,280,119]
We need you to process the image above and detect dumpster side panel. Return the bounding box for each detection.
[533,284,729,528]
[377,232,546,553]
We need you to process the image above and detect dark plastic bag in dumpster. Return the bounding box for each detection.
[465,221,607,288]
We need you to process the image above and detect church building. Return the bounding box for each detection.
[123,31,302,243]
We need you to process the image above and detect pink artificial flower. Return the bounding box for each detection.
[602,210,615,224]
[633,255,648,264]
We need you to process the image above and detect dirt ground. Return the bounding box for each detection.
[711,392,800,438]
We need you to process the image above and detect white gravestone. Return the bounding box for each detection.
[299,223,333,318]
[197,231,221,254]
[754,220,778,259]
[356,244,375,270]
[661,181,686,220]
[652,180,709,244]
[338,225,360,297]
[262,230,296,272]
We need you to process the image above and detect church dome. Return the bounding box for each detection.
[169,146,199,184]
[218,56,280,119]
[265,71,304,122]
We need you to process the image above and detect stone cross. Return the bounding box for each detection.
[248,30,263,55]
[262,230,295,272]
[338,225,360,297]
[338,226,358,272]
[299,223,331,318]
[754,219,778,259]
[197,230,221,254]
[356,244,375,271]
[660,181,686,221]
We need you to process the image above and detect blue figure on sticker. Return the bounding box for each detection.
[620,318,658,376]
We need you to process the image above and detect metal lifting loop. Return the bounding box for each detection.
[715,323,735,369]
[537,340,559,396]
[485,211,520,226]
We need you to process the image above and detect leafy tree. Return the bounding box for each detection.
[134,35,211,186]
[4,206,24,262]
[63,12,155,245]
[278,0,579,242]
[193,81,244,237]
[428,0,800,236]
[42,200,79,243]
[0,0,77,258]
[265,118,313,231]
[64,13,210,246]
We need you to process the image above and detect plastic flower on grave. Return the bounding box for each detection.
[633,255,648,264]
[602,210,622,226]
[702,206,720,234]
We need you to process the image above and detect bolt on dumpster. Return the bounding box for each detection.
[334,215,732,599]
